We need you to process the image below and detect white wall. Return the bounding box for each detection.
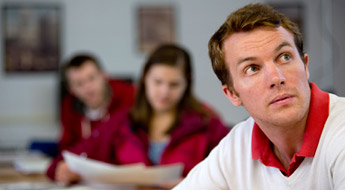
[332,0,345,96]
[0,0,343,148]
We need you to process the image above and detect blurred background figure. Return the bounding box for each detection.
[58,54,135,151]
[46,44,230,186]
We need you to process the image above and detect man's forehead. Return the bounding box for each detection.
[67,64,101,81]
[68,61,98,72]
[223,26,295,57]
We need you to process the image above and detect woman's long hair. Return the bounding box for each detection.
[129,44,209,133]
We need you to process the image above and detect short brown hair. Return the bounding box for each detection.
[208,3,304,87]
[62,54,103,86]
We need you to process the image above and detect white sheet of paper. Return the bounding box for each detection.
[13,157,51,174]
[62,151,184,186]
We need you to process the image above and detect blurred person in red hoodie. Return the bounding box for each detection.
[58,53,135,151]
[47,44,230,187]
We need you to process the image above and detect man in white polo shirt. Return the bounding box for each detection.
[173,3,345,190]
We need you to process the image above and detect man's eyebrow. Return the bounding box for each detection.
[275,41,292,52]
[237,57,256,66]
[236,42,293,66]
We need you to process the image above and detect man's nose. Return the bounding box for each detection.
[265,63,286,89]
[83,80,94,91]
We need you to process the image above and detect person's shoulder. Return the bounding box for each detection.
[108,78,134,88]
[61,93,74,105]
[327,94,345,130]
[181,102,221,120]
[227,117,254,140]
[210,117,254,159]
[200,102,221,117]
[197,102,229,125]
[108,78,135,97]
[316,94,345,165]
[92,108,131,135]
[180,103,227,127]
[329,93,345,112]
[60,94,82,116]
[107,108,131,123]
[209,117,253,160]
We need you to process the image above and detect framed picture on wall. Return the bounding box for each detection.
[137,5,176,53]
[2,4,61,73]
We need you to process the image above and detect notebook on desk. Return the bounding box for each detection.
[13,157,51,174]
[0,149,50,174]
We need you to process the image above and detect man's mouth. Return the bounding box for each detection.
[270,94,294,105]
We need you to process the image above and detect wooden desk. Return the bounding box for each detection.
[0,163,49,184]
[0,163,168,190]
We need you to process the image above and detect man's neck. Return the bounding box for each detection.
[258,112,309,169]
[270,130,304,170]
[85,86,111,120]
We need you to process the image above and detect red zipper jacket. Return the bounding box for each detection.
[58,79,135,151]
[47,108,229,180]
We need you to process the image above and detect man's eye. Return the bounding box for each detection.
[87,73,98,82]
[279,54,291,63]
[245,65,259,75]
[74,81,83,87]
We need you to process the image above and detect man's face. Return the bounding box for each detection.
[66,61,107,109]
[222,26,311,128]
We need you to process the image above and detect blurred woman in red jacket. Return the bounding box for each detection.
[47,44,230,186]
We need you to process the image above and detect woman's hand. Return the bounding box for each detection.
[55,161,81,185]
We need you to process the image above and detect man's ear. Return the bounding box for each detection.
[303,53,310,80]
[222,85,242,106]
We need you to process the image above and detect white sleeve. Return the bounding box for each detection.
[173,135,230,190]
[327,95,345,190]
[333,139,345,190]
[331,131,345,190]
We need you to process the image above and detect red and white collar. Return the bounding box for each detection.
[251,82,329,176]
